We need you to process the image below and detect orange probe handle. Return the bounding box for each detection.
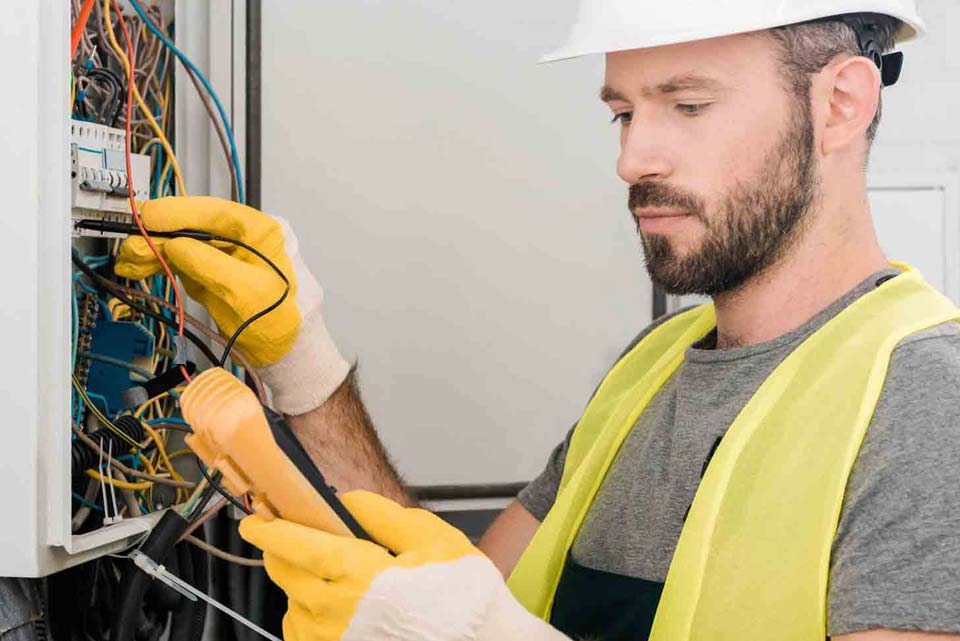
[181,368,355,536]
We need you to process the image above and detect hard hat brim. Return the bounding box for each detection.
[540,9,924,64]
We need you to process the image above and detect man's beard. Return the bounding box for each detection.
[630,106,817,296]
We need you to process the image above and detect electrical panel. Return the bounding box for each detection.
[59,0,188,575]
[71,120,151,237]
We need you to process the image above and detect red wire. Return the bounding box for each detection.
[113,1,192,384]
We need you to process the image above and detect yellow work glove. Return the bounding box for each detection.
[239,491,571,641]
[115,196,350,413]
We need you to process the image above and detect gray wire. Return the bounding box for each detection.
[78,351,154,380]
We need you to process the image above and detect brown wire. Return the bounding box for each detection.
[71,424,196,489]
[110,284,268,404]
[135,6,238,201]
[183,65,239,201]
[184,534,264,568]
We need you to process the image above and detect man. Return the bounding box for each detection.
[116,0,960,639]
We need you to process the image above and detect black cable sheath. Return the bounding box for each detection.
[111,510,190,641]
[169,541,207,641]
[228,525,253,641]
[83,67,124,125]
[71,249,220,365]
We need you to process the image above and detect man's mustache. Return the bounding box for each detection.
[628,182,705,221]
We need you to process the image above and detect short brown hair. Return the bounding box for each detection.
[768,13,902,143]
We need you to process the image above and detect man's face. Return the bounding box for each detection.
[603,33,818,296]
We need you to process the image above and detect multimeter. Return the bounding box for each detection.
[180,368,369,539]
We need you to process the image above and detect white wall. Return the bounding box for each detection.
[261,1,652,486]
[870,0,960,175]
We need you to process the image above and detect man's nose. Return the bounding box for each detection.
[616,122,675,185]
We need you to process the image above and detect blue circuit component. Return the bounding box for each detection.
[86,315,156,416]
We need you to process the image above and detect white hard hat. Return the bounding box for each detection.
[542,0,926,63]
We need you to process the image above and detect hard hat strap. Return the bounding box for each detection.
[847,20,903,86]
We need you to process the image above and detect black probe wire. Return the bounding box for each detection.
[206,236,290,368]
[73,220,291,369]
[196,457,252,515]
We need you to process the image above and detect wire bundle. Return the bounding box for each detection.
[66,3,282,640]
[69,0,262,569]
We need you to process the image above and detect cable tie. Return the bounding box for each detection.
[98,438,114,526]
[105,439,122,524]
[130,550,281,641]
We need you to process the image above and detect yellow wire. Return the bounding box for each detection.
[151,75,167,119]
[102,0,186,196]
[139,453,157,475]
[72,377,141,450]
[141,421,187,500]
[135,391,168,418]
[86,469,153,491]
[136,279,168,371]
[160,74,172,132]
[139,137,161,155]
[167,448,193,462]
[70,73,76,112]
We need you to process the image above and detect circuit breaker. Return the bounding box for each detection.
[71,120,151,237]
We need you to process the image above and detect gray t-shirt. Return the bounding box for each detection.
[519,269,960,636]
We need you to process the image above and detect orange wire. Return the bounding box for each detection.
[113,1,192,384]
[70,0,96,59]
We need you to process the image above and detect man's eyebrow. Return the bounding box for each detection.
[600,74,724,102]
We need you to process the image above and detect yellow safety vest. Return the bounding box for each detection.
[507,266,959,640]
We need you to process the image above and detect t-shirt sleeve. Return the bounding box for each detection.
[828,323,960,636]
[517,426,574,522]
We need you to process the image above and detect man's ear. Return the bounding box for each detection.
[819,55,882,155]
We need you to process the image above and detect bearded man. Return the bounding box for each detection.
[117,2,960,639]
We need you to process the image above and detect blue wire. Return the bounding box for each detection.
[129,0,245,204]
[146,416,188,427]
[72,493,103,511]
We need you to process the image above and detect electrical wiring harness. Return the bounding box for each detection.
[63,2,285,640]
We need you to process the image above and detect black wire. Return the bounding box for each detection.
[71,250,221,365]
[83,68,124,126]
[72,221,291,370]
[206,235,289,367]
[196,457,252,515]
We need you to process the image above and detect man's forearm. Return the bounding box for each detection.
[285,370,414,505]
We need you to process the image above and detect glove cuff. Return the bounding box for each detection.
[475,585,571,641]
[256,310,351,415]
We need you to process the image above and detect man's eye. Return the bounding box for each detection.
[677,103,710,116]
[610,112,633,125]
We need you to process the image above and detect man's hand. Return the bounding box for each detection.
[115,196,350,413]
[239,491,571,641]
